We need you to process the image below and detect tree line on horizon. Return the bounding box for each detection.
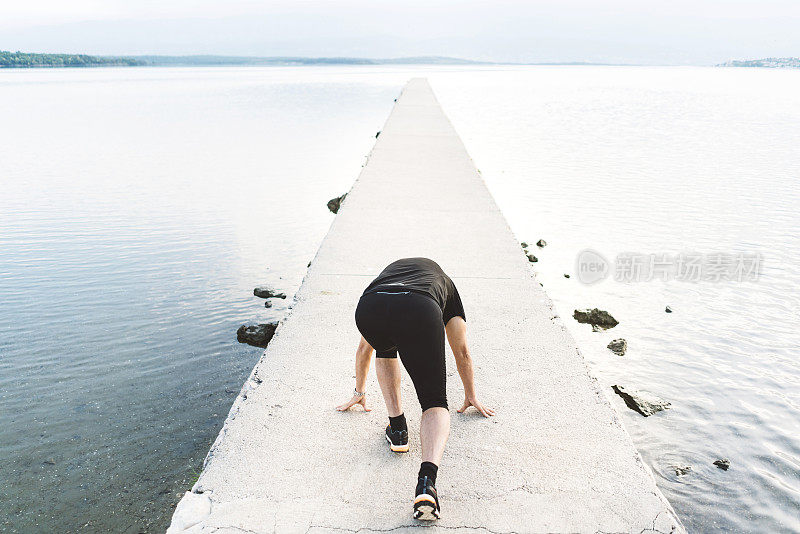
[1,50,486,68]
[0,51,145,68]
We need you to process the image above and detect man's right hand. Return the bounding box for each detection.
[336,394,371,412]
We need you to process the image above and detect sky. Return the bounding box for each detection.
[1,0,799,64]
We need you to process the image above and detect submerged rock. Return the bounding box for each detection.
[573,308,618,331]
[611,385,671,416]
[672,465,692,476]
[253,286,286,299]
[607,338,627,356]
[713,458,730,471]
[536,239,547,248]
[526,253,538,263]
[564,274,570,278]
[264,300,272,308]
[665,306,673,313]
[237,323,278,348]
[327,193,347,214]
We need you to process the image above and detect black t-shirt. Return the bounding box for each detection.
[362,257,466,324]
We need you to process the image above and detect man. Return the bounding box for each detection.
[336,257,494,521]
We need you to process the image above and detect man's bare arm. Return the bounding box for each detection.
[354,335,373,393]
[336,336,374,411]
[445,317,495,417]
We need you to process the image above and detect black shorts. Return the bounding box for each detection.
[355,291,447,411]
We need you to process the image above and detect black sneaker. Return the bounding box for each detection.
[385,424,409,453]
[413,476,440,521]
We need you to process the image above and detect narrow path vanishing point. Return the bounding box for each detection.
[167,78,684,534]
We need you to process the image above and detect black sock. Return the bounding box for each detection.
[418,461,438,485]
[389,413,407,433]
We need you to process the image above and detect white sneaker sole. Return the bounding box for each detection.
[413,495,440,521]
[385,433,409,453]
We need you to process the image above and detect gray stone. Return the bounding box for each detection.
[573,308,619,331]
[520,241,529,249]
[713,458,730,471]
[526,253,538,263]
[264,300,272,308]
[253,286,286,299]
[607,338,627,356]
[236,323,278,348]
[327,193,347,214]
[611,385,671,416]
[564,273,570,278]
[665,306,673,313]
[536,239,547,248]
[672,465,692,476]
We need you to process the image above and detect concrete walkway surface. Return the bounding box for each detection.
[167,78,684,533]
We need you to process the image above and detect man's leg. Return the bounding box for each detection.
[420,407,450,465]
[375,357,402,417]
[376,356,409,452]
[393,296,448,520]
[413,407,448,520]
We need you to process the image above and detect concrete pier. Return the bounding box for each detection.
[168,79,684,533]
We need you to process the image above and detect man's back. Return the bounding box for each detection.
[362,257,464,324]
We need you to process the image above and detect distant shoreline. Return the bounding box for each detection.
[0,52,629,68]
[0,51,682,69]
[717,57,800,69]
[0,51,144,68]
[6,50,799,69]
[2,51,490,68]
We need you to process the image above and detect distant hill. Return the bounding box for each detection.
[0,51,487,68]
[717,57,800,68]
[132,55,487,66]
[0,50,144,68]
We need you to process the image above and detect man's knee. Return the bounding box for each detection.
[420,396,448,412]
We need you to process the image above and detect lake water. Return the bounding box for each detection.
[1,66,798,533]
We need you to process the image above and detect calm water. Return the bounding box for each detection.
[1,66,798,532]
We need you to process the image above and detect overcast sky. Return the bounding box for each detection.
[1,0,798,64]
